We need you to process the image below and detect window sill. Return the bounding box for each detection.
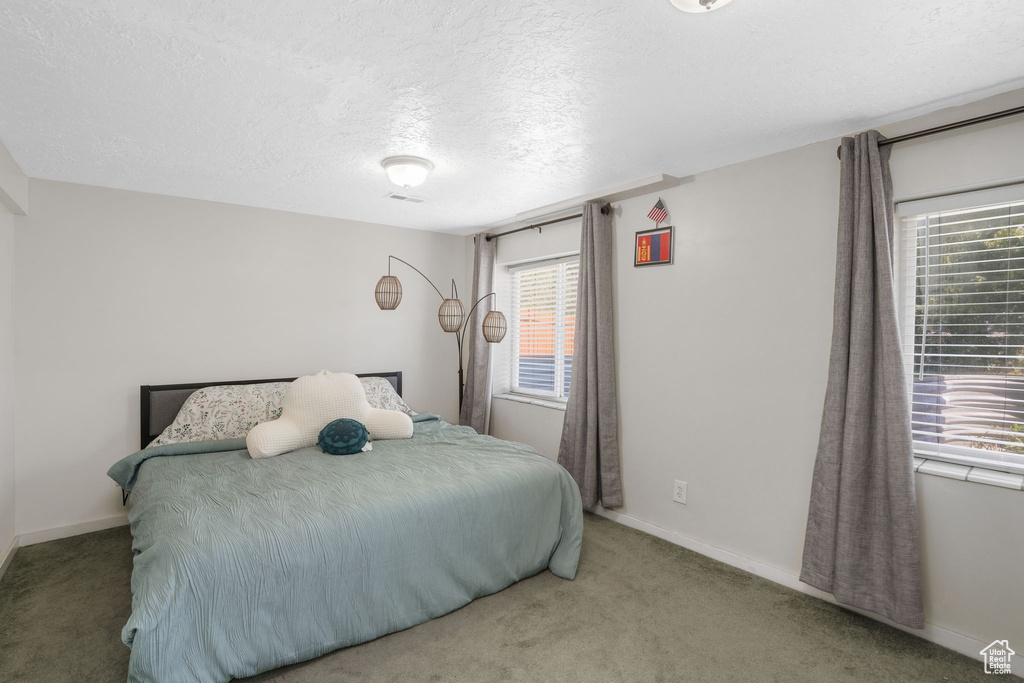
[913,457,1024,491]
[493,393,567,412]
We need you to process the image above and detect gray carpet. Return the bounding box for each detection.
[0,514,1003,682]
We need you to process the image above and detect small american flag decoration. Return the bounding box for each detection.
[647,198,668,224]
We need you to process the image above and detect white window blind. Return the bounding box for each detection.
[508,256,579,399]
[898,184,1024,474]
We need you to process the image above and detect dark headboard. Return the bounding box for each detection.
[140,372,403,449]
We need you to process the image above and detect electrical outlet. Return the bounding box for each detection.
[673,480,687,504]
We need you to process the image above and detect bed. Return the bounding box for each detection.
[109,373,583,682]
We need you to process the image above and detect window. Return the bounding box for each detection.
[898,184,1024,474]
[508,256,579,400]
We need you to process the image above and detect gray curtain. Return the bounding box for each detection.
[459,234,496,433]
[558,202,623,509]
[800,130,924,629]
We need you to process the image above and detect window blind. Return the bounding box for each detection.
[508,257,579,399]
[899,185,1024,474]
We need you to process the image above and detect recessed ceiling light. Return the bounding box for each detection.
[670,0,734,13]
[381,156,434,188]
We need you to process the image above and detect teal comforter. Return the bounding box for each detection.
[108,416,583,682]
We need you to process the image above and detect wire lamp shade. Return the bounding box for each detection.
[438,298,465,333]
[482,310,507,343]
[375,275,403,310]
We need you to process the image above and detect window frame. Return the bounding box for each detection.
[506,254,580,402]
[896,183,1024,476]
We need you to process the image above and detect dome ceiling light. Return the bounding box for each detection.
[670,0,734,13]
[381,156,434,188]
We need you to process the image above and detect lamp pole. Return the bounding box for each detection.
[456,292,497,414]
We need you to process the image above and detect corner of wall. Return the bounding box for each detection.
[0,140,27,560]
[0,206,17,560]
[0,138,28,216]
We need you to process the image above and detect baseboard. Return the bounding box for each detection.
[0,535,18,582]
[17,514,128,547]
[591,506,986,663]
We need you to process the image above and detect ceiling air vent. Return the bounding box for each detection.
[385,192,425,204]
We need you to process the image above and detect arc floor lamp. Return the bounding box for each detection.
[375,256,507,413]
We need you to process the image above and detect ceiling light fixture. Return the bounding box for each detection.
[381,156,434,188]
[670,0,734,13]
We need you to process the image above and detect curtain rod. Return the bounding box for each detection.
[485,203,612,241]
[836,104,1024,159]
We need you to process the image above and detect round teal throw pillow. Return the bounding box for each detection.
[317,418,369,455]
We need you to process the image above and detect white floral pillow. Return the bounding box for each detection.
[148,382,289,448]
[361,376,415,415]
[148,377,413,447]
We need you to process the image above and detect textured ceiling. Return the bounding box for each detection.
[1,1,1024,233]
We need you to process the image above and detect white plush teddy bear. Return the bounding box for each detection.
[246,370,413,459]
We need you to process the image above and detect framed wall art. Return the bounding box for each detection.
[634,225,673,267]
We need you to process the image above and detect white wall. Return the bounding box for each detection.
[0,209,14,554]
[14,179,468,536]
[487,89,1024,653]
[490,398,565,459]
